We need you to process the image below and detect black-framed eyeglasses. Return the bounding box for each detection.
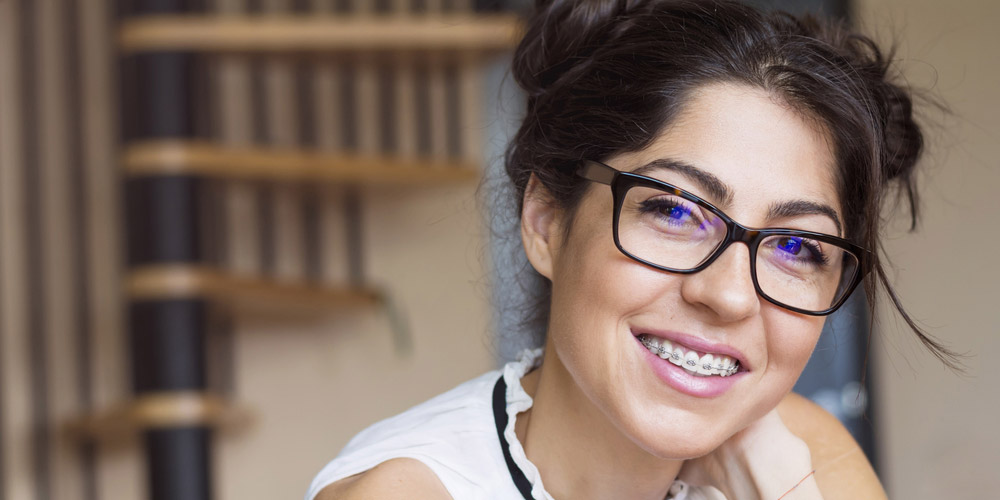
[577,160,871,316]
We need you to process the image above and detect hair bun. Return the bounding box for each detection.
[843,35,923,183]
[512,0,639,98]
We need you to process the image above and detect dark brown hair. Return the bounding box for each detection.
[501,0,959,367]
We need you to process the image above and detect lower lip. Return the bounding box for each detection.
[634,336,746,398]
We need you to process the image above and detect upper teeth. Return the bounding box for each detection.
[639,335,739,377]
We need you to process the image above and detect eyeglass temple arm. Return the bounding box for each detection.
[577,160,617,185]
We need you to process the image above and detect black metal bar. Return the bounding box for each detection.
[121,53,199,141]
[129,300,208,393]
[125,2,213,500]
[125,176,205,267]
[146,428,211,500]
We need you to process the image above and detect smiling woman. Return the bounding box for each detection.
[517,83,847,486]
[305,1,956,499]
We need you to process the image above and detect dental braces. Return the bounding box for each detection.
[640,337,739,376]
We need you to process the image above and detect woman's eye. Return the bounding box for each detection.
[639,198,700,227]
[776,237,803,255]
[772,236,828,267]
[667,204,691,220]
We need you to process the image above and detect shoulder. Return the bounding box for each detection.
[307,372,504,500]
[314,458,452,500]
[777,392,887,500]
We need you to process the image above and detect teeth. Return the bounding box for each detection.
[698,354,714,375]
[683,351,699,370]
[658,340,673,360]
[638,335,740,377]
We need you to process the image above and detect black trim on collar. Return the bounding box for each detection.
[492,375,535,500]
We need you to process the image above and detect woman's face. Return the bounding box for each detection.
[523,83,843,459]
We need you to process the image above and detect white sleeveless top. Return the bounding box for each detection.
[305,349,726,500]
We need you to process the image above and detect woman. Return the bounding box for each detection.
[306,1,956,498]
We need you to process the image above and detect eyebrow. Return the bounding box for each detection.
[630,158,844,236]
[633,159,735,207]
[767,200,843,236]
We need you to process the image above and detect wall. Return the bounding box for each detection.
[853,0,1000,497]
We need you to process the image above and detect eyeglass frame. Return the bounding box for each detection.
[576,159,872,316]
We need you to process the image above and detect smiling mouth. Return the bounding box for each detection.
[637,334,741,377]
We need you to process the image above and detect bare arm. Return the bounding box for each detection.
[679,392,886,499]
[777,392,887,500]
[313,458,453,500]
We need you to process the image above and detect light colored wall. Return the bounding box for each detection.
[853,0,1000,497]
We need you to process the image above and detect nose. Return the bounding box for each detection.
[679,242,760,323]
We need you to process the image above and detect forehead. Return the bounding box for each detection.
[608,83,841,222]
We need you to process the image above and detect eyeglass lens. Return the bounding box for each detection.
[617,185,860,312]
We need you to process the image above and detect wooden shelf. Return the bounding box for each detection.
[128,265,382,311]
[64,391,252,442]
[119,14,523,53]
[123,140,480,185]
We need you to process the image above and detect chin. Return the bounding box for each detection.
[625,411,738,461]
[639,434,722,461]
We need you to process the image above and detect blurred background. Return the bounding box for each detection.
[0,1,995,500]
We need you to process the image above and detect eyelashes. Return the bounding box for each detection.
[639,198,703,227]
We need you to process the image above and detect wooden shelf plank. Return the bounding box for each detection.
[64,391,252,442]
[127,265,382,311]
[119,14,523,53]
[123,140,480,185]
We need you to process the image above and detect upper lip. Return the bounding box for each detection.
[632,328,751,371]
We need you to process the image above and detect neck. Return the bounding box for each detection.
[516,347,684,500]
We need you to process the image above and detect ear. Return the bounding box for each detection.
[520,174,563,280]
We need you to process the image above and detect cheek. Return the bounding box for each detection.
[550,225,674,330]
[774,315,823,360]
[763,312,825,390]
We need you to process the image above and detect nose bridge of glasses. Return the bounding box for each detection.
[703,223,761,273]
[727,223,761,250]
[698,222,754,271]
